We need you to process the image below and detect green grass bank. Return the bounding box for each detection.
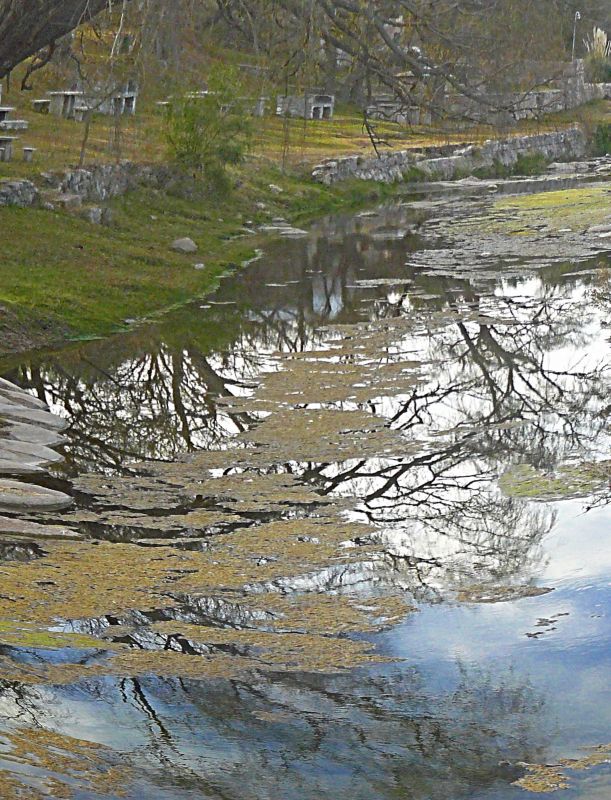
[0,165,393,357]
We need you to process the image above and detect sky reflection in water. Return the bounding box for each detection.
[1,199,610,799]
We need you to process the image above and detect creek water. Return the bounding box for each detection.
[1,189,610,799]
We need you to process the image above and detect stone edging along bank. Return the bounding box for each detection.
[311,126,587,185]
[0,125,590,212]
[0,161,175,220]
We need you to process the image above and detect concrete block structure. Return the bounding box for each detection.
[276,92,335,120]
[48,91,83,119]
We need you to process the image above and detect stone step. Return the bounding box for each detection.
[0,515,81,540]
[0,120,29,131]
[0,384,49,411]
[0,401,68,431]
[0,458,44,476]
[0,420,67,448]
[0,479,73,512]
[0,439,63,464]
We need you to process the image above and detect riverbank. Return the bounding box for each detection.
[1,100,609,359]
[0,166,394,358]
[1,184,611,799]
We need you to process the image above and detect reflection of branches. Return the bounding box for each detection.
[8,206,422,473]
[0,661,546,800]
[6,209,609,597]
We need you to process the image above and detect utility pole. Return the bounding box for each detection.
[572,11,581,61]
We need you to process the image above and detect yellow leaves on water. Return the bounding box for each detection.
[0,727,128,799]
[514,744,611,793]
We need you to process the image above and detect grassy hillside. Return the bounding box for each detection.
[0,55,609,358]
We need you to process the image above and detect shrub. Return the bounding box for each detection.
[584,27,611,83]
[592,123,611,156]
[165,67,252,190]
[513,152,549,175]
[403,165,429,182]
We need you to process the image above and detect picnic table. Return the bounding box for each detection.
[47,91,84,119]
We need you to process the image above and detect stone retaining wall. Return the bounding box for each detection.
[0,125,594,206]
[0,179,38,207]
[46,162,173,201]
[0,161,174,212]
[312,126,588,185]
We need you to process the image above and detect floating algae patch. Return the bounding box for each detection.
[71,467,347,518]
[0,495,410,682]
[452,187,611,238]
[456,584,553,604]
[0,620,108,650]
[514,743,611,794]
[216,316,422,416]
[185,472,347,513]
[236,408,407,462]
[514,764,570,793]
[493,187,611,234]
[63,507,242,533]
[0,727,128,799]
[249,358,420,406]
[499,461,611,501]
[255,592,414,635]
[72,474,196,510]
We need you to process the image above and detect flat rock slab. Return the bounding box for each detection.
[0,439,63,465]
[0,402,67,431]
[0,420,67,447]
[0,458,44,476]
[0,515,81,540]
[0,479,73,512]
[0,385,48,411]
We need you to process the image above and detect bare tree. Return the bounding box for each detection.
[0,0,125,79]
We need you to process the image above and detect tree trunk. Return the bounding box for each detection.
[0,0,126,78]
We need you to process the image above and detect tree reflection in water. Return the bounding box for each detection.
[1,202,610,799]
[0,659,544,800]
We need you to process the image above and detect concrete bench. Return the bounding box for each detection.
[23,147,37,163]
[32,99,51,114]
[0,120,29,132]
[73,105,90,122]
[47,91,84,119]
[0,136,18,161]
[0,107,15,123]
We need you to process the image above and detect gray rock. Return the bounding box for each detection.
[0,179,39,208]
[0,402,68,431]
[0,421,67,447]
[0,385,48,411]
[0,458,44,476]
[54,193,83,210]
[171,237,198,253]
[0,439,63,465]
[0,515,81,540]
[0,479,73,512]
[82,206,103,225]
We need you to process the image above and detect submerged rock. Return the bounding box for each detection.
[456,585,553,604]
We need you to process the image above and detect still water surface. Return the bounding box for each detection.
[1,194,610,798]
